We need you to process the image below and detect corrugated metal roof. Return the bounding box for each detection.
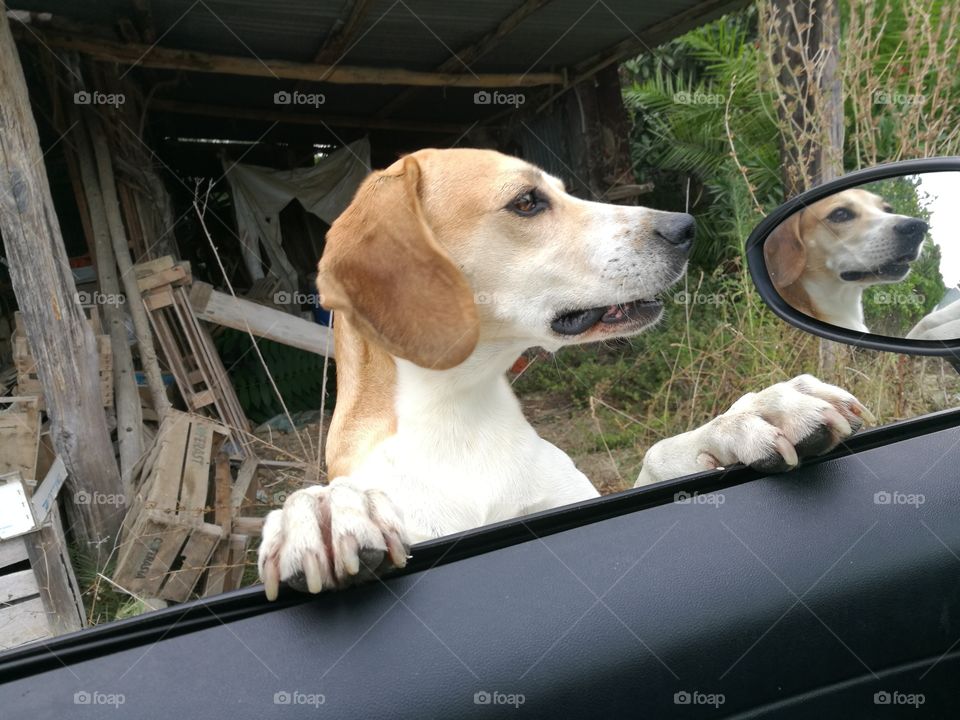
[11,0,748,137]
[12,0,743,71]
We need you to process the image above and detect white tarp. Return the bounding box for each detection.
[221,137,371,291]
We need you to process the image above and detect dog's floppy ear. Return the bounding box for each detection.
[317,155,479,369]
[764,211,806,288]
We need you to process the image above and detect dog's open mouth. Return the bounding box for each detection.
[551,299,663,336]
[840,255,915,282]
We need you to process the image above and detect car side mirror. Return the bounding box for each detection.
[747,158,960,359]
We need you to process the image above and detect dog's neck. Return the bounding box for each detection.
[800,276,868,332]
[779,277,867,332]
[393,340,526,421]
[326,316,526,477]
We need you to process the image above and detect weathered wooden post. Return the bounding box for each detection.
[0,12,124,563]
[765,0,845,376]
[67,98,145,489]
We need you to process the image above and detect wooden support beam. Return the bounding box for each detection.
[150,98,472,134]
[377,0,555,118]
[189,282,335,358]
[0,11,123,561]
[87,112,173,421]
[16,27,564,88]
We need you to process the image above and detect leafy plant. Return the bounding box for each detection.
[623,8,780,268]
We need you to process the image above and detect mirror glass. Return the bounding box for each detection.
[762,171,960,341]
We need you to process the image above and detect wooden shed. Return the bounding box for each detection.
[0,0,746,644]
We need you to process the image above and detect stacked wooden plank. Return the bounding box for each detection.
[12,310,112,410]
[135,257,252,455]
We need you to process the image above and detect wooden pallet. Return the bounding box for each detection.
[136,256,252,456]
[114,410,231,602]
[12,310,112,409]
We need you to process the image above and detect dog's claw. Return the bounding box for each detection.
[823,406,852,438]
[386,533,409,568]
[773,433,799,467]
[343,537,361,576]
[303,553,325,593]
[263,560,280,601]
[852,401,876,425]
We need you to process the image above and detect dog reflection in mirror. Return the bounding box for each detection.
[765,188,928,333]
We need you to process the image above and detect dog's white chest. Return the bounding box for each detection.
[346,369,596,541]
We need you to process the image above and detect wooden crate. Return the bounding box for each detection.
[12,311,112,409]
[114,410,230,602]
[0,501,84,650]
[0,396,40,481]
[0,427,84,652]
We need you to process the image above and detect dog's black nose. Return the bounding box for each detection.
[655,212,695,252]
[894,218,928,238]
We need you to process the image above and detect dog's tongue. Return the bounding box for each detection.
[601,305,625,323]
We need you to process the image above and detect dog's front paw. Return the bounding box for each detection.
[697,374,873,474]
[258,482,410,600]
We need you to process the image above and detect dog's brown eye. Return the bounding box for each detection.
[882,204,894,213]
[827,207,854,223]
[509,190,546,216]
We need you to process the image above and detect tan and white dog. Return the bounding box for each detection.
[258,149,869,599]
[764,188,929,333]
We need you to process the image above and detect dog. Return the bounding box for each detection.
[764,188,928,333]
[258,149,869,599]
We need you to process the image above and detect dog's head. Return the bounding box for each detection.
[318,149,693,368]
[765,188,928,290]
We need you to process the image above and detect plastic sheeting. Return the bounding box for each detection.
[221,137,371,292]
